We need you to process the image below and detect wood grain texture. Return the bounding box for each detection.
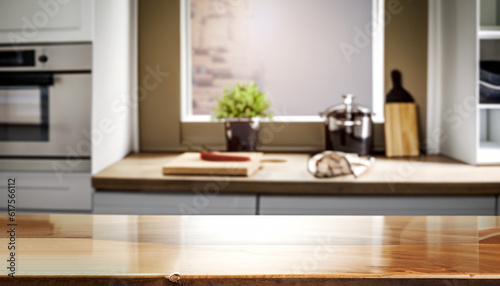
[3,278,174,286]
[162,152,263,176]
[5,278,500,286]
[92,153,500,195]
[0,215,499,285]
[178,278,500,286]
[384,103,420,157]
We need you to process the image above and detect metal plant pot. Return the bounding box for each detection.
[224,118,260,152]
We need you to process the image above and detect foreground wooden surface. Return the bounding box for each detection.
[93,153,500,194]
[1,215,500,285]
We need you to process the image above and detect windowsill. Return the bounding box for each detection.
[92,153,500,195]
[182,115,326,123]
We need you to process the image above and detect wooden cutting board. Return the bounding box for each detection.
[162,152,263,176]
[384,103,420,157]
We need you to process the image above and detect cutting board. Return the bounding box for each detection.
[384,103,419,157]
[162,152,263,176]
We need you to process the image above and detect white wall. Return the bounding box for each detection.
[92,0,137,174]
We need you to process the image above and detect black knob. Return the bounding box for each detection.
[38,55,48,63]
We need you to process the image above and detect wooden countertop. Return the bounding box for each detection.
[92,153,500,195]
[1,214,500,285]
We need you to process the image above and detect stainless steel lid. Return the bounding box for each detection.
[320,94,371,118]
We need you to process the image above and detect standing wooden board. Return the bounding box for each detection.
[384,103,419,157]
[162,152,263,176]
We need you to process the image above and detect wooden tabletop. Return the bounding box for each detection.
[92,153,500,195]
[1,215,500,285]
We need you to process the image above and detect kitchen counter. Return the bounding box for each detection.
[92,153,500,195]
[1,214,500,285]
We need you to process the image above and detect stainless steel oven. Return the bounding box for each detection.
[0,44,91,171]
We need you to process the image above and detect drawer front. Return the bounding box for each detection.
[94,192,257,215]
[0,172,92,211]
[259,195,496,215]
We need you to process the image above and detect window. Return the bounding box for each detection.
[182,0,384,122]
[179,0,384,151]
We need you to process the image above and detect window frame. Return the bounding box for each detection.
[178,0,385,151]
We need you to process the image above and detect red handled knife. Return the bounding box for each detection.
[200,151,251,162]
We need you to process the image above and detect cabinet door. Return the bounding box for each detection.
[259,195,496,215]
[0,0,92,44]
[93,192,257,215]
[0,172,93,211]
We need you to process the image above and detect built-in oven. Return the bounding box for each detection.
[0,44,91,171]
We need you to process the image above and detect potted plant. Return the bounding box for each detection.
[213,82,272,151]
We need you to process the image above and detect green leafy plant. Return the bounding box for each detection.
[213,82,273,119]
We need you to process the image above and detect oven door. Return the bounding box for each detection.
[0,73,91,158]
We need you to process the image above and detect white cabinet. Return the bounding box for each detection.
[259,195,496,215]
[93,192,257,215]
[93,193,497,216]
[0,0,93,44]
[0,172,93,212]
[436,0,500,164]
